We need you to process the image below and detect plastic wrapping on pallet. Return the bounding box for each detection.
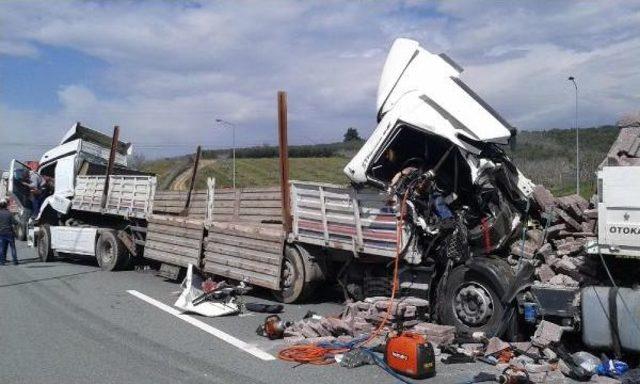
[174,264,239,317]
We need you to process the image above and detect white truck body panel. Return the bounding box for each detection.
[593,166,640,258]
[54,156,77,197]
[290,181,397,258]
[39,140,80,166]
[50,226,98,256]
[40,139,127,169]
[80,141,128,166]
[47,194,72,215]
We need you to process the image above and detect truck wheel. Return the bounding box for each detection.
[274,246,314,303]
[439,265,506,336]
[37,225,55,262]
[96,231,128,271]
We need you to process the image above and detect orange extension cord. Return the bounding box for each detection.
[277,192,409,365]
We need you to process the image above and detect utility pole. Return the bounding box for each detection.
[568,76,579,196]
[215,119,236,189]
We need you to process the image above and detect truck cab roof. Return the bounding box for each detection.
[39,123,131,170]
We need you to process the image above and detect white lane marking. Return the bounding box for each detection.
[127,290,275,361]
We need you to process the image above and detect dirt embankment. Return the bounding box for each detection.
[169,159,216,191]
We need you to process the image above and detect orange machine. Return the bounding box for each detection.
[384,333,436,379]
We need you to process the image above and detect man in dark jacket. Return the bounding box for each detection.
[0,199,18,265]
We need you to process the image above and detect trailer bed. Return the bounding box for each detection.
[143,180,396,291]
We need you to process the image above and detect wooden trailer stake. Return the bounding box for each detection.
[278,91,292,233]
[183,145,202,215]
[102,125,120,209]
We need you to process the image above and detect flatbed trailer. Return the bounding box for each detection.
[142,178,395,302]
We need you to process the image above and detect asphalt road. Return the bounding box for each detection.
[0,241,514,384]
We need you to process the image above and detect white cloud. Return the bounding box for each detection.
[0,0,639,167]
[58,85,98,111]
[0,41,38,57]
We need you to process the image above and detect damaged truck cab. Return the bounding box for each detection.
[342,38,536,336]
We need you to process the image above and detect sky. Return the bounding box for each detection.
[1,0,640,166]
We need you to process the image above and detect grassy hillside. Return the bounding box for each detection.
[193,157,349,189]
[142,125,620,197]
[506,125,618,197]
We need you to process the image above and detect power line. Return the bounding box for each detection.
[0,142,272,149]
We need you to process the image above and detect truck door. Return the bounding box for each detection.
[8,159,35,212]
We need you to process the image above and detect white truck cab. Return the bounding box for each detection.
[37,123,132,216]
[344,38,533,199]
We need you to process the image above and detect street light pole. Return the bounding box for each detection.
[568,76,579,196]
[215,119,236,189]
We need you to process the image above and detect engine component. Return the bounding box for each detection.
[529,285,579,319]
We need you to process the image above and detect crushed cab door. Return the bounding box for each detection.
[8,159,36,212]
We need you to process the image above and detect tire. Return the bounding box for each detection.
[273,246,315,304]
[37,224,55,262]
[438,265,506,336]
[96,231,128,271]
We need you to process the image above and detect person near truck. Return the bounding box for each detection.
[21,171,46,218]
[0,199,18,266]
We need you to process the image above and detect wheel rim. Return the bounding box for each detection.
[282,259,295,289]
[101,241,114,265]
[453,282,494,327]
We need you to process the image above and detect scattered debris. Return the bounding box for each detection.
[531,320,564,348]
[485,337,511,357]
[572,351,602,375]
[174,265,241,317]
[244,302,284,313]
[256,315,291,340]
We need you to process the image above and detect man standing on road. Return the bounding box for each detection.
[0,199,18,266]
